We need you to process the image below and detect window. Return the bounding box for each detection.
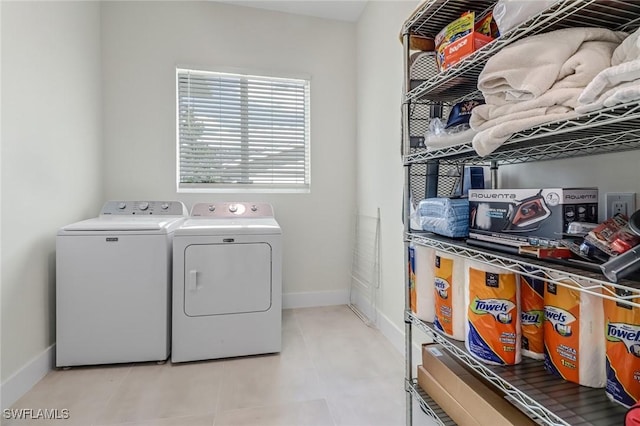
[176,68,310,192]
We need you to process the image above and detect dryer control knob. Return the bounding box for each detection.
[161,203,169,210]
[251,205,258,212]
[138,202,149,211]
[118,202,127,209]
[208,205,216,212]
[229,204,238,213]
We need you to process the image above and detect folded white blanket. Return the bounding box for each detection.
[471,87,582,156]
[478,27,625,105]
[613,26,640,65]
[577,59,640,106]
[576,78,640,114]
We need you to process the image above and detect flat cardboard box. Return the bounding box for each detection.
[422,344,537,426]
[416,365,480,426]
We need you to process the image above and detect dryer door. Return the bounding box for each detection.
[183,242,272,316]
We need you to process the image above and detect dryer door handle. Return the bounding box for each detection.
[188,270,199,291]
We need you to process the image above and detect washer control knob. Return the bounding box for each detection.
[161,203,169,210]
[138,202,149,211]
[118,202,127,210]
[208,205,216,212]
[229,204,238,213]
[251,205,258,212]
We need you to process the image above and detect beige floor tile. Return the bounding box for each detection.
[97,414,215,426]
[294,306,369,336]
[214,399,335,426]
[95,360,224,425]
[4,365,131,426]
[326,374,406,426]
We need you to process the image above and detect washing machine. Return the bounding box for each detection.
[56,201,188,367]
[171,202,282,363]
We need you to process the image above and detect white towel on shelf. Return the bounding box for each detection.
[613,26,640,65]
[478,27,625,105]
[471,87,583,156]
[578,59,640,105]
[576,79,640,114]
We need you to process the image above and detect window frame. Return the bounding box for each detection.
[175,66,311,194]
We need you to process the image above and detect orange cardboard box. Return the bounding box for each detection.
[417,365,481,426]
[437,32,493,71]
[421,344,536,426]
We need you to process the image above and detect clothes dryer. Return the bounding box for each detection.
[171,202,282,363]
[56,201,188,367]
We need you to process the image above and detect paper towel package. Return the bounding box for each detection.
[520,272,545,360]
[603,286,640,407]
[465,260,521,365]
[408,244,416,313]
[433,252,466,341]
[415,245,436,322]
[543,277,606,388]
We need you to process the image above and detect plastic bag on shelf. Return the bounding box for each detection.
[493,0,560,34]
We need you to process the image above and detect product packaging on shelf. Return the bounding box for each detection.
[603,287,640,407]
[408,244,416,313]
[520,272,545,360]
[434,11,496,71]
[433,252,466,341]
[419,344,536,426]
[465,260,521,365]
[414,245,436,322]
[468,188,598,247]
[543,276,606,388]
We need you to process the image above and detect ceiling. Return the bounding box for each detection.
[216,0,369,22]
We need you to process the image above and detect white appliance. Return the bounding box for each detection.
[171,202,282,363]
[56,201,188,367]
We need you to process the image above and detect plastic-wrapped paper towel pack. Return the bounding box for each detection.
[603,287,640,407]
[543,275,606,388]
[414,245,436,322]
[520,272,545,360]
[465,260,521,365]
[433,252,465,341]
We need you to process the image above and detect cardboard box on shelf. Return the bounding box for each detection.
[421,344,537,426]
[435,11,496,71]
[416,365,480,426]
[468,188,598,247]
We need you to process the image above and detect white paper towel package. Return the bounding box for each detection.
[414,245,436,322]
[433,252,466,341]
[465,260,521,365]
[543,274,606,388]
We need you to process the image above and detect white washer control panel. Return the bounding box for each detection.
[191,202,274,218]
[100,201,188,216]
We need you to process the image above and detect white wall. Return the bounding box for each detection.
[356,1,417,331]
[501,152,640,219]
[1,0,103,390]
[100,1,357,299]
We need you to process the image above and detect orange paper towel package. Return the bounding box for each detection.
[604,287,640,407]
[543,277,605,388]
[465,261,521,365]
[520,273,545,360]
[434,252,465,341]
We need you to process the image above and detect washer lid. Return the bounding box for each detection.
[60,216,186,233]
[175,217,281,236]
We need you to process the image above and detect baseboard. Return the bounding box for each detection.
[282,289,349,309]
[375,309,431,370]
[1,344,54,410]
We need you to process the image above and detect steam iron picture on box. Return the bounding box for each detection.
[503,189,551,233]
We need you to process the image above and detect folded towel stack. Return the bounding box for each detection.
[417,198,469,238]
[577,27,640,113]
[470,27,626,156]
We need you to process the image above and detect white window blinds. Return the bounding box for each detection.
[177,68,310,192]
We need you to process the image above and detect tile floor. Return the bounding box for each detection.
[5,306,436,426]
